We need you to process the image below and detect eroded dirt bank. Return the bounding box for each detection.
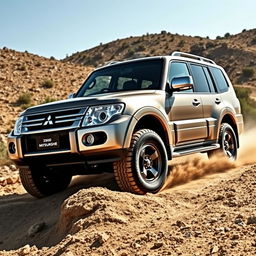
[0,130,256,256]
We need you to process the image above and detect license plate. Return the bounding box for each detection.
[36,134,60,150]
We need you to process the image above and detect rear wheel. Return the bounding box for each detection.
[208,123,238,160]
[19,166,72,198]
[113,129,168,194]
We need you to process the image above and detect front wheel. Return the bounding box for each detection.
[19,166,72,198]
[208,123,238,160]
[113,129,168,194]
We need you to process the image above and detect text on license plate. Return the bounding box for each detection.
[37,134,60,150]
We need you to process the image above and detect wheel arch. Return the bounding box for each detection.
[220,113,239,148]
[123,107,172,159]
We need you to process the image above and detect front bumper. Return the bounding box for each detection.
[7,115,133,164]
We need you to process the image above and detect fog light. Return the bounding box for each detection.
[9,142,16,154]
[82,133,95,146]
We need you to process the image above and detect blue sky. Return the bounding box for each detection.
[1,0,255,59]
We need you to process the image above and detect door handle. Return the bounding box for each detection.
[192,99,200,106]
[215,98,221,104]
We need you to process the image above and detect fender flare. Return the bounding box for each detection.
[123,107,173,149]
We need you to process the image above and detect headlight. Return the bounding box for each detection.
[82,103,124,127]
[13,116,24,135]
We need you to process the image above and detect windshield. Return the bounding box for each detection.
[76,59,163,97]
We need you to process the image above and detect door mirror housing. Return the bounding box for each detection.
[68,93,76,99]
[170,76,194,91]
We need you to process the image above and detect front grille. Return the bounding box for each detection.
[21,107,86,133]
[22,131,70,154]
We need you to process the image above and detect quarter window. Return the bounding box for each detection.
[190,64,210,93]
[203,67,216,93]
[209,67,229,93]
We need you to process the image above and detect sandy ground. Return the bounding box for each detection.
[0,129,256,256]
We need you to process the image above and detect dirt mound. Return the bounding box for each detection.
[1,163,256,255]
[0,128,256,255]
[50,188,167,246]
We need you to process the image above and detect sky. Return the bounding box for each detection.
[1,0,256,59]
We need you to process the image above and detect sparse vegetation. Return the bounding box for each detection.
[190,43,205,54]
[17,64,26,71]
[136,45,145,51]
[235,86,256,123]
[242,67,254,78]
[41,79,54,88]
[35,61,41,67]
[177,40,185,47]
[224,32,231,38]
[125,48,135,58]
[206,41,215,49]
[16,93,32,105]
[250,37,256,45]
[42,96,57,104]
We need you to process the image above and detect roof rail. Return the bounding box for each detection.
[105,60,121,66]
[171,51,216,65]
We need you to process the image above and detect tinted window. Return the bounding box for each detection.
[209,67,229,93]
[168,62,190,82]
[190,64,210,93]
[203,67,216,93]
[168,62,192,93]
[77,60,163,97]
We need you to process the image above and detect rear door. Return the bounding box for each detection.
[198,66,226,141]
[167,62,207,145]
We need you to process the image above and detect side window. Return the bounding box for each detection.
[209,67,229,93]
[203,67,216,93]
[168,62,192,93]
[190,64,210,93]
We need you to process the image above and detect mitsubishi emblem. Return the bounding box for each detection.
[43,115,53,126]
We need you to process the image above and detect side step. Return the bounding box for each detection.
[173,143,220,158]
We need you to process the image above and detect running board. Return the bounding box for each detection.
[173,143,220,158]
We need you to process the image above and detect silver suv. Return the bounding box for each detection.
[8,52,244,197]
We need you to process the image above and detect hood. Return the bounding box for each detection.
[22,90,159,115]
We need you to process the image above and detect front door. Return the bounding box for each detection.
[167,61,207,145]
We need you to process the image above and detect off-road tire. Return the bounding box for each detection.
[113,129,168,194]
[208,123,238,160]
[19,166,72,198]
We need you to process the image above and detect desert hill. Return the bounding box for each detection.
[0,48,93,135]
[64,29,256,85]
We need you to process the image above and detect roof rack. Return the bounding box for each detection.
[171,51,216,65]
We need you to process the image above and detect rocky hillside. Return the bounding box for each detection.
[0,48,93,135]
[64,29,256,85]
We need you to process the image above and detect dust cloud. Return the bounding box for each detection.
[161,128,256,191]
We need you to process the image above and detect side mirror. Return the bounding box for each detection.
[68,93,76,99]
[170,76,194,91]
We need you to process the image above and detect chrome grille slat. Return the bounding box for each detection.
[55,113,84,119]
[21,107,87,134]
[55,117,82,124]
[23,118,45,124]
[23,122,44,128]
